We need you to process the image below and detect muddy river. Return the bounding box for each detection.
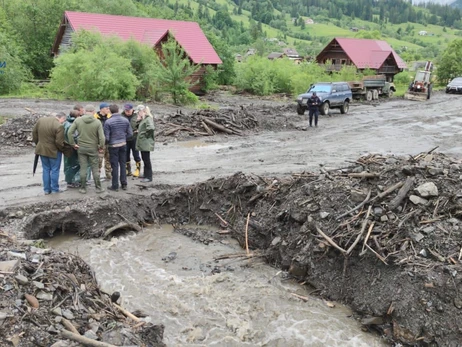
[46,225,386,346]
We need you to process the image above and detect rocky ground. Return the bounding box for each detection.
[1,91,462,346]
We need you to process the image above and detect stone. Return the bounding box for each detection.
[0,260,19,272]
[50,341,69,347]
[271,237,281,246]
[350,189,368,202]
[15,274,28,285]
[290,212,307,223]
[84,330,98,340]
[361,316,384,325]
[415,182,439,197]
[427,167,443,176]
[62,309,74,320]
[419,249,428,257]
[33,281,45,289]
[319,212,329,219]
[454,297,462,309]
[51,307,62,316]
[448,218,459,225]
[373,207,384,217]
[409,195,429,205]
[36,291,53,301]
[380,215,389,222]
[411,232,425,243]
[422,226,435,234]
[7,251,26,260]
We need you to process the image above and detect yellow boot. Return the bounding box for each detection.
[133,162,141,177]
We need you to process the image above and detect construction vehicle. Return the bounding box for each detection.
[348,75,395,101]
[404,61,433,101]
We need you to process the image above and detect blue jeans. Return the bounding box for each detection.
[109,145,127,189]
[40,152,62,193]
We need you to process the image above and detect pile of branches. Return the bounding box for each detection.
[0,112,43,147]
[0,234,165,347]
[157,106,259,138]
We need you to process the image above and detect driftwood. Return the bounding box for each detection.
[316,225,347,254]
[113,303,142,323]
[60,329,117,347]
[202,118,235,135]
[348,172,380,179]
[388,176,415,211]
[201,121,214,136]
[103,222,142,239]
[61,318,80,335]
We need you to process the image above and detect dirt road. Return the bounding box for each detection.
[1,92,461,208]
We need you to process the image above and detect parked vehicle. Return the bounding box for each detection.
[404,61,433,101]
[348,75,395,101]
[446,77,462,94]
[296,82,352,115]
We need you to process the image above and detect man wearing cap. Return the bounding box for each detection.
[122,103,141,177]
[104,104,132,191]
[32,112,67,194]
[68,105,106,194]
[94,103,112,180]
[308,92,321,127]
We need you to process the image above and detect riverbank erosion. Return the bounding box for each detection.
[2,151,461,346]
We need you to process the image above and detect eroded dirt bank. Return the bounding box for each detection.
[2,150,462,346]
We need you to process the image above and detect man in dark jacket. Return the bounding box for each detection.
[308,92,321,127]
[32,112,67,194]
[69,105,106,194]
[104,104,132,191]
[94,103,112,180]
[63,110,81,188]
[121,103,141,177]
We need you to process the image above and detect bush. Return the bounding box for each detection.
[48,46,139,100]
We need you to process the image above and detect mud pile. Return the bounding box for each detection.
[157,104,295,140]
[0,112,43,147]
[0,234,166,347]
[0,103,297,147]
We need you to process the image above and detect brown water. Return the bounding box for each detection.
[47,225,388,346]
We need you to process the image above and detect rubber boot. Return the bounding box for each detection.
[126,162,132,177]
[133,162,141,177]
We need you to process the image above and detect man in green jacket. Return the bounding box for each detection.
[32,112,67,194]
[68,105,106,194]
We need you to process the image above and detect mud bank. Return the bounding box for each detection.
[2,150,462,346]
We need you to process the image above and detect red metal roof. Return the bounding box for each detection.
[325,38,406,69]
[64,11,222,64]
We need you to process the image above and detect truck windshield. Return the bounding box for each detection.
[308,85,331,93]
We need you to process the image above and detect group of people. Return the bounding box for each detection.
[32,103,155,195]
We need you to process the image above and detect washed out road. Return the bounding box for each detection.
[0,92,461,209]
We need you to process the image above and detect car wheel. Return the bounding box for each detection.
[366,90,373,101]
[445,89,449,94]
[388,90,394,98]
[372,89,379,100]
[296,104,305,115]
[320,102,329,115]
[340,101,349,114]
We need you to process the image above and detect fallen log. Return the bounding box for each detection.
[103,222,142,239]
[60,329,117,347]
[202,118,235,135]
[348,172,380,179]
[388,176,415,211]
[201,121,214,136]
[113,303,141,323]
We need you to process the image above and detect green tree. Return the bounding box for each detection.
[48,45,139,100]
[437,39,462,83]
[0,8,31,94]
[154,37,200,105]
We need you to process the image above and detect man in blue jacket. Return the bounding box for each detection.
[104,104,132,191]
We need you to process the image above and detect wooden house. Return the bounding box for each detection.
[316,38,406,81]
[51,11,222,94]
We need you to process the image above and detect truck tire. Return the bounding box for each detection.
[340,101,349,114]
[427,85,432,100]
[372,89,379,100]
[388,90,394,98]
[366,90,373,101]
[320,102,329,115]
[296,104,305,115]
